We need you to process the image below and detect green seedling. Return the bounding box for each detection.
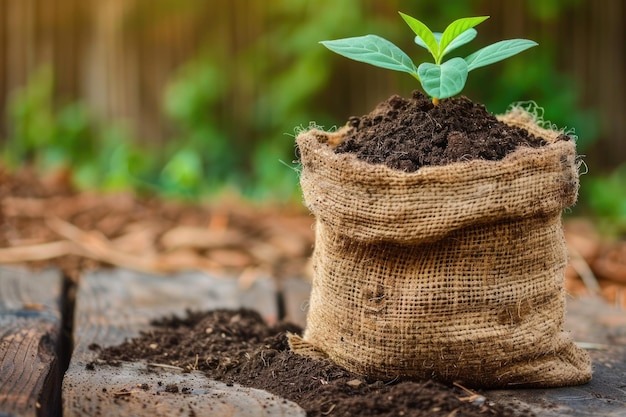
[320,13,537,104]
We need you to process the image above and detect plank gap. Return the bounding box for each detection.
[276,287,286,321]
[54,274,77,417]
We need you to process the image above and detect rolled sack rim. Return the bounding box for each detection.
[296,110,580,244]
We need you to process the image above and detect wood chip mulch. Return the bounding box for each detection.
[0,167,313,283]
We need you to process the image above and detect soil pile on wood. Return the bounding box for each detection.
[336,91,552,172]
[97,309,534,417]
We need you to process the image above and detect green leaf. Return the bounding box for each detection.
[415,29,477,57]
[320,35,418,76]
[465,39,538,71]
[414,32,442,50]
[438,16,489,61]
[441,28,478,56]
[417,58,469,99]
[398,12,439,60]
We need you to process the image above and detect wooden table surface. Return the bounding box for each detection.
[0,266,624,417]
[0,268,62,417]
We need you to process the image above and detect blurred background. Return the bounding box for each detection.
[0,0,624,229]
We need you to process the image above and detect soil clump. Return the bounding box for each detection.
[335,91,555,172]
[98,309,534,417]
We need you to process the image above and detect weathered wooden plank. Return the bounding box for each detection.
[69,268,278,360]
[281,277,311,328]
[565,296,626,346]
[62,268,304,417]
[64,362,302,417]
[0,267,62,417]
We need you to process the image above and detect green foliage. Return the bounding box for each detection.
[4,66,95,170]
[320,12,537,101]
[160,148,204,196]
[582,165,626,234]
[85,126,152,192]
[161,59,236,198]
[5,67,153,194]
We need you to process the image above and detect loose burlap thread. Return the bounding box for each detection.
[289,108,592,388]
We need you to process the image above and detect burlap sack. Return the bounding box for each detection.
[289,108,592,388]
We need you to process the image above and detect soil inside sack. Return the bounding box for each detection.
[335,91,560,172]
[95,309,533,417]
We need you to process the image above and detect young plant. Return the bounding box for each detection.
[320,13,537,104]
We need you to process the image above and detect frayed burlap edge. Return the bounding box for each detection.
[287,333,328,361]
[297,109,579,244]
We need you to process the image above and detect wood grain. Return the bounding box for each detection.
[63,362,304,417]
[62,268,304,417]
[0,267,62,417]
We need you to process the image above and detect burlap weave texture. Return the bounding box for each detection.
[291,109,592,388]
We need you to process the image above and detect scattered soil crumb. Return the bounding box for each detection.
[165,383,179,393]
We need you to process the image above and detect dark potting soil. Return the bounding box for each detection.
[335,91,555,172]
[97,309,534,417]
